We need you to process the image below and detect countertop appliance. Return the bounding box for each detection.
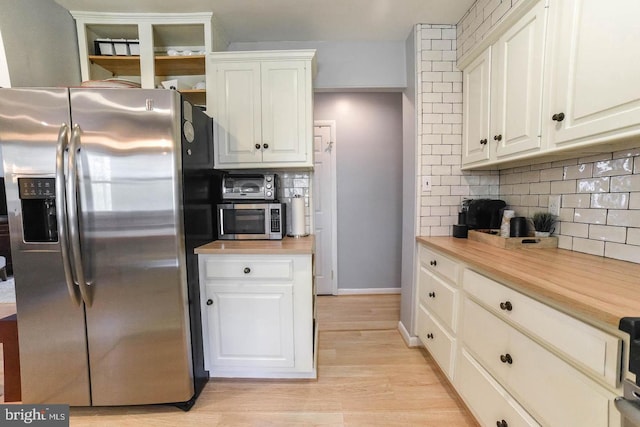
[462,199,507,230]
[221,173,277,201]
[0,88,221,409]
[217,202,285,240]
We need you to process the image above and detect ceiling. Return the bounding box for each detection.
[54,0,474,43]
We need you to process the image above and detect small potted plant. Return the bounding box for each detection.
[531,211,557,237]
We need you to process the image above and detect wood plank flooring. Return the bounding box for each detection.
[1,295,478,426]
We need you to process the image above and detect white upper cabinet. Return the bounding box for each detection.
[208,50,316,170]
[462,0,547,167]
[463,48,492,165]
[545,0,640,148]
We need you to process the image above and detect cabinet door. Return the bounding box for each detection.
[416,304,455,379]
[417,265,457,332]
[547,0,640,147]
[463,48,492,165]
[260,61,309,164]
[213,61,263,165]
[492,0,546,158]
[205,283,295,369]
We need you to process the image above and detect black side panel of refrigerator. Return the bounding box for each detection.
[180,102,221,407]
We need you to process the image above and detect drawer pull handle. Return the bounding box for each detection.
[243,267,251,274]
[206,299,213,306]
[428,292,436,298]
[429,260,437,266]
[426,333,434,339]
[499,301,513,311]
[500,353,513,364]
[496,420,508,427]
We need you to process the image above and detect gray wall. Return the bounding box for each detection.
[400,27,418,331]
[229,41,406,90]
[314,92,403,291]
[0,0,80,87]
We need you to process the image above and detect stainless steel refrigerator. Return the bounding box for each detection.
[0,88,219,409]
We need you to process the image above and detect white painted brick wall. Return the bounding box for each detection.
[457,0,518,61]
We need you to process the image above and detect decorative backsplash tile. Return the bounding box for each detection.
[275,171,311,236]
[499,147,640,263]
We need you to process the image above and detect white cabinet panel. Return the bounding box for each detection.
[206,283,294,368]
[463,268,621,387]
[546,0,640,147]
[463,47,491,165]
[417,303,455,379]
[417,265,457,332]
[419,245,459,284]
[457,348,540,427]
[462,298,615,427]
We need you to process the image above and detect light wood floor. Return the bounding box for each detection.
[1,295,478,426]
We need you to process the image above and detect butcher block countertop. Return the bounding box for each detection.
[195,235,314,255]
[417,236,640,329]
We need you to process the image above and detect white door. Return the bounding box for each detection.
[492,0,546,158]
[312,121,337,295]
[462,48,492,165]
[547,0,640,147]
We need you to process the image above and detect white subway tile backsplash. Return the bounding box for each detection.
[630,193,640,209]
[578,153,613,164]
[558,235,573,250]
[562,194,590,208]
[591,193,629,209]
[564,163,593,180]
[530,182,551,195]
[561,222,589,238]
[614,148,640,159]
[593,158,633,177]
[551,180,576,194]
[540,167,563,181]
[574,208,607,224]
[607,209,640,227]
[577,177,610,193]
[628,228,640,246]
[605,242,640,264]
[589,225,627,243]
[573,238,605,257]
[610,175,640,192]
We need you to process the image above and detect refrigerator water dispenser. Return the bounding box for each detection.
[18,177,58,242]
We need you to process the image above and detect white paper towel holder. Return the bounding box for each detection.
[288,195,309,238]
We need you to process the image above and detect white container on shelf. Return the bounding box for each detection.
[95,38,114,56]
[127,39,140,56]
[112,39,129,56]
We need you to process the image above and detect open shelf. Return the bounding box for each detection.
[89,55,140,75]
[88,55,205,77]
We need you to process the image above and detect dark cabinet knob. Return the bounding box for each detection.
[493,134,502,141]
[255,143,261,149]
[206,299,213,306]
[243,267,251,274]
[552,112,565,122]
[428,292,436,298]
[500,353,513,364]
[263,143,269,149]
[426,333,434,339]
[499,301,513,311]
[480,138,488,145]
[496,420,508,427]
[429,260,437,266]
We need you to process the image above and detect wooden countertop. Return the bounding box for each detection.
[417,236,640,328]
[195,235,315,255]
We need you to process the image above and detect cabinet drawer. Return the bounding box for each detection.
[462,298,615,427]
[416,303,455,379]
[457,348,540,427]
[419,245,459,284]
[463,268,621,387]
[417,265,457,332]
[204,256,294,281]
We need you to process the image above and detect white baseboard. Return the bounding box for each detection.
[398,321,420,347]
[336,288,401,295]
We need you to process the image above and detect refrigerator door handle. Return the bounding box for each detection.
[55,123,81,306]
[67,124,92,307]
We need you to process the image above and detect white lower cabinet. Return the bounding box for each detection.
[416,304,455,378]
[457,348,540,427]
[462,298,617,427]
[198,253,315,378]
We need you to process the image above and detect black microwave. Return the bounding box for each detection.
[217,202,285,240]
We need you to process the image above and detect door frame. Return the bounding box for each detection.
[313,120,338,295]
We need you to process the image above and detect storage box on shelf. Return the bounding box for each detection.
[207,50,316,169]
[415,244,461,380]
[197,253,315,379]
[71,12,227,107]
[460,0,640,170]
